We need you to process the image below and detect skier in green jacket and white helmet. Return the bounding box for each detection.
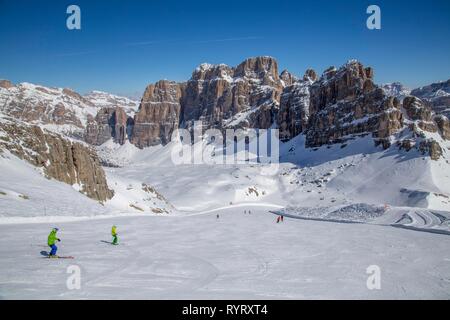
[48,228,61,257]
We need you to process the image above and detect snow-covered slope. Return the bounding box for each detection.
[93,129,450,218]
[381,82,411,100]
[0,150,172,222]
[0,82,98,138]
[84,90,139,115]
[1,206,449,299]
[0,81,139,139]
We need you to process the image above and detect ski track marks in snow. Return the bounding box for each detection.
[1,207,450,299]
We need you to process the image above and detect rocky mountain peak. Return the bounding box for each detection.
[234,56,280,85]
[303,69,318,82]
[0,79,14,89]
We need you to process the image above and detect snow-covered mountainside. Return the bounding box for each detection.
[381,82,411,100]
[411,79,450,118]
[0,80,97,138]
[0,79,139,140]
[84,90,139,115]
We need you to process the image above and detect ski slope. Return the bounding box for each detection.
[1,133,450,299]
[0,205,449,299]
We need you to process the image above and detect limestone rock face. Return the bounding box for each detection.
[130,57,285,147]
[280,70,297,86]
[0,118,114,202]
[85,106,130,145]
[181,56,283,131]
[434,115,450,140]
[402,96,438,133]
[131,80,183,148]
[303,69,318,82]
[278,78,312,141]
[403,96,433,121]
[305,61,403,148]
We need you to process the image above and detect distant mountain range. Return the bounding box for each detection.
[0,57,449,211]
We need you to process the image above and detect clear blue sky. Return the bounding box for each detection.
[0,0,449,96]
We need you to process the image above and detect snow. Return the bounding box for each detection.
[1,206,450,299]
[0,150,172,222]
[1,117,450,298]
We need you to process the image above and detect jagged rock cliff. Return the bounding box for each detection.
[85,106,130,146]
[304,61,403,148]
[131,57,285,147]
[131,80,183,148]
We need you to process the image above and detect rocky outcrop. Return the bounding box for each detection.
[0,117,114,202]
[434,115,450,140]
[403,96,433,121]
[85,106,130,145]
[402,96,438,133]
[280,70,297,86]
[303,69,318,82]
[131,80,183,148]
[418,139,443,161]
[0,80,14,89]
[305,60,403,148]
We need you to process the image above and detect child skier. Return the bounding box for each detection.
[111,225,118,245]
[47,228,61,257]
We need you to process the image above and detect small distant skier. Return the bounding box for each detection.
[47,228,61,257]
[280,215,284,222]
[111,225,118,245]
[216,214,220,219]
[276,216,281,223]
[248,210,251,214]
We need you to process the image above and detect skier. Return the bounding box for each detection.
[276,216,280,223]
[216,214,220,219]
[47,228,61,257]
[280,215,284,222]
[111,225,118,245]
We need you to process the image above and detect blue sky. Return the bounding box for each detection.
[0,0,449,96]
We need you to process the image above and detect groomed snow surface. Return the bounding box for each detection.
[1,206,450,299]
[1,134,450,299]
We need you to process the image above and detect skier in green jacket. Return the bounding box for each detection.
[111,225,118,245]
[48,228,61,257]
